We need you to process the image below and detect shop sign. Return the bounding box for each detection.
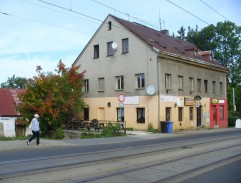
[184,97,195,106]
[211,98,219,104]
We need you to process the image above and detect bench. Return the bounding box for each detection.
[85,119,104,132]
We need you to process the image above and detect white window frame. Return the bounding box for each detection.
[107,41,114,56]
[178,76,183,90]
[212,81,216,93]
[135,73,145,89]
[197,79,201,92]
[165,74,172,89]
[204,80,208,92]
[189,77,194,91]
[98,77,105,92]
[122,38,129,53]
[137,108,145,123]
[94,44,99,59]
[115,76,124,90]
[83,79,89,92]
[220,82,223,94]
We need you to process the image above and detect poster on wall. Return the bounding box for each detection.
[177,98,184,107]
[160,95,177,103]
[124,96,140,105]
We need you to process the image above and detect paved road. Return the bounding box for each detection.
[181,159,241,183]
[0,128,240,183]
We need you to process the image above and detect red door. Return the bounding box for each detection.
[213,106,217,126]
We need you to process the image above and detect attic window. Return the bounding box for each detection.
[108,21,112,31]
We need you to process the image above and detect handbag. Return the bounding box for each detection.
[28,120,33,129]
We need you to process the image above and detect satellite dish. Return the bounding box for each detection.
[112,42,118,50]
[146,85,156,95]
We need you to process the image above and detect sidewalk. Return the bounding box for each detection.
[0,128,239,151]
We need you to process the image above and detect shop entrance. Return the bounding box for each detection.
[197,107,202,127]
[213,106,217,126]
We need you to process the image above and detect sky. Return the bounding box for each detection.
[0,0,240,84]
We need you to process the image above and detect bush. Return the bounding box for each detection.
[55,128,65,139]
[147,123,159,133]
[228,111,241,127]
[101,122,125,137]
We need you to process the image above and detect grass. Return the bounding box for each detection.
[0,136,28,141]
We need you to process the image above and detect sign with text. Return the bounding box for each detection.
[184,97,195,106]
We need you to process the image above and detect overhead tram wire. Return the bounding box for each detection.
[90,0,159,30]
[37,0,128,32]
[37,0,161,39]
[0,11,151,54]
[38,0,159,32]
[166,0,210,25]
[0,11,88,35]
[38,0,103,23]
[20,0,102,26]
[200,0,229,21]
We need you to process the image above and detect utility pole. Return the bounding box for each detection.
[233,88,236,111]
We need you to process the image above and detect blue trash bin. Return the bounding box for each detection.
[167,121,173,133]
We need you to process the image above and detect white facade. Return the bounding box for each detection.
[0,117,16,137]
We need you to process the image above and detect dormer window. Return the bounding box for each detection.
[108,21,112,31]
[194,50,197,56]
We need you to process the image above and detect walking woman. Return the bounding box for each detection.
[26,114,41,145]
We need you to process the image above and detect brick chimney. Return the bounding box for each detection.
[161,29,169,35]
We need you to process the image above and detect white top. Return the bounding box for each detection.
[31,118,40,131]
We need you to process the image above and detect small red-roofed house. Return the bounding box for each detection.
[0,88,26,137]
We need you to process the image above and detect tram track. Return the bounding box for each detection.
[0,134,239,166]
[69,143,241,183]
[1,135,241,183]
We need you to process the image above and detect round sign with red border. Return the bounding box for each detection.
[118,93,125,102]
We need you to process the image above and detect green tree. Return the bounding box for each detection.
[17,60,86,135]
[178,21,241,112]
[1,75,27,88]
[186,25,199,45]
[184,21,241,86]
[177,26,186,40]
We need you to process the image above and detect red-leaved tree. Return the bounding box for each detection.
[18,60,86,135]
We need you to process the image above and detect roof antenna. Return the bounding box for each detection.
[159,7,162,30]
[163,20,165,30]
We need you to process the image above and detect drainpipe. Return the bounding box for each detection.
[157,56,161,129]
[153,47,161,129]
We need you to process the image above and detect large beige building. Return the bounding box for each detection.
[73,14,228,131]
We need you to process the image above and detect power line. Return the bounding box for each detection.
[200,0,229,21]
[0,9,150,54]
[38,0,103,23]
[166,0,210,25]
[90,0,159,30]
[38,0,159,30]
[0,11,88,34]
[37,0,153,35]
